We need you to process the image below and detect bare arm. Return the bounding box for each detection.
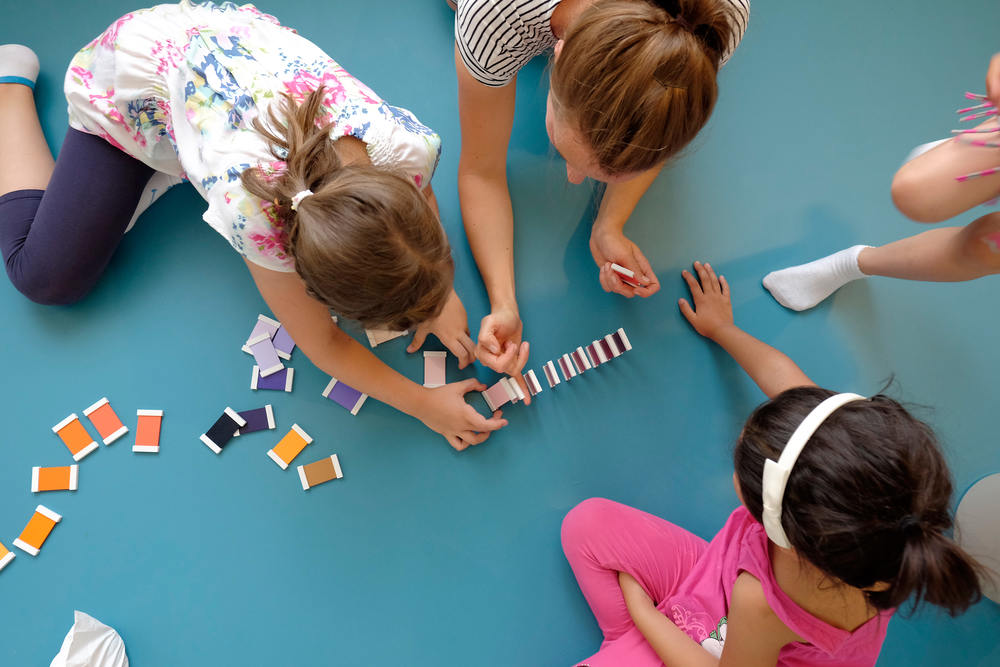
[455,43,531,398]
[678,261,814,398]
[590,165,664,298]
[245,260,507,450]
[619,571,799,667]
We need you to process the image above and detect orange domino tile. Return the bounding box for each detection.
[0,540,13,572]
[13,505,61,556]
[52,414,98,461]
[83,397,129,445]
[32,465,78,493]
[134,409,163,453]
[298,454,343,490]
[266,424,313,470]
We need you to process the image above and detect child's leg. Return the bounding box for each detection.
[0,128,154,304]
[0,79,53,194]
[561,498,709,645]
[892,120,1000,223]
[858,212,1000,281]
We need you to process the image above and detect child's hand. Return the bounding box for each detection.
[409,289,476,369]
[476,307,532,404]
[590,226,660,298]
[417,379,509,451]
[678,261,734,340]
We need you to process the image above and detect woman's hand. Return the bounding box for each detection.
[591,226,661,298]
[415,379,509,450]
[475,305,531,403]
[678,261,734,341]
[409,289,476,369]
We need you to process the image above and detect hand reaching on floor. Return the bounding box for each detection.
[678,261,734,340]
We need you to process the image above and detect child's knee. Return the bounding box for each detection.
[8,265,93,305]
[891,163,949,223]
[561,498,618,551]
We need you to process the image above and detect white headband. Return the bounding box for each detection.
[290,189,313,211]
[761,392,867,548]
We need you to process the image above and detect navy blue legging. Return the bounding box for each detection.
[0,128,154,305]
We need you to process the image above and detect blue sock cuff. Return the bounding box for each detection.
[0,75,35,89]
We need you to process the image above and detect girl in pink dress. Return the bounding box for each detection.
[562,261,982,666]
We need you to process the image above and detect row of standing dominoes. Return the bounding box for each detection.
[480,327,633,412]
[198,405,344,491]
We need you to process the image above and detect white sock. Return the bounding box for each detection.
[0,45,39,88]
[763,245,870,311]
[125,171,185,232]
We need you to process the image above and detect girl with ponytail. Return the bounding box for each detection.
[0,2,506,450]
[454,0,749,396]
[560,262,981,666]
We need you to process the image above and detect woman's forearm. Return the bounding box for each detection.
[593,164,663,232]
[458,167,517,310]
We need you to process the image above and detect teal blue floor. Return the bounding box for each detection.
[2,1,999,665]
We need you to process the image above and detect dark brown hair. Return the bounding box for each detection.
[735,386,982,615]
[241,88,453,330]
[549,0,733,175]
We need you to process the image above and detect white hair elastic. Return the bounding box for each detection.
[761,392,867,548]
[290,189,313,211]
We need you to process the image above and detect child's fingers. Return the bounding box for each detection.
[704,262,719,293]
[455,377,488,394]
[678,297,696,324]
[695,261,711,287]
[719,275,730,298]
[681,269,703,298]
[406,327,428,354]
[447,435,469,451]
[469,408,508,432]
[459,430,490,446]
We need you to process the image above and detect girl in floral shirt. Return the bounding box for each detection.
[0,2,505,449]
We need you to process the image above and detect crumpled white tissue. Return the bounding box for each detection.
[50,611,129,667]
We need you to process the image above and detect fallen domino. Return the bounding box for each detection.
[423,351,446,388]
[543,361,561,388]
[558,354,577,382]
[31,465,78,493]
[52,414,98,462]
[247,332,284,377]
[133,410,163,453]
[13,505,61,556]
[83,397,129,445]
[523,369,543,397]
[322,377,367,415]
[241,314,280,355]
[298,454,343,490]
[267,424,313,470]
[610,262,646,288]
[365,328,408,347]
[482,377,518,412]
[0,540,13,572]
[234,405,276,436]
[200,407,246,454]
[271,325,295,360]
[251,366,294,392]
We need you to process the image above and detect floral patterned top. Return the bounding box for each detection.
[63,1,442,271]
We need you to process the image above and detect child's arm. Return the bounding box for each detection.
[678,262,815,398]
[246,261,507,450]
[591,169,663,298]
[619,572,798,667]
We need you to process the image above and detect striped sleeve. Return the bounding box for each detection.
[719,0,750,66]
[455,0,556,87]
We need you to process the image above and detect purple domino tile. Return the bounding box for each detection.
[248,333,284,377]
[322,378,367,415]
[242,315,280,354]
[251,366,294,392]
[234,405,275,436]
[271,325,296,360]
